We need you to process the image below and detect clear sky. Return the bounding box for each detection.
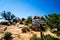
[0,0,60,18]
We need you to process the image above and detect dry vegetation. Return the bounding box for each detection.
[0,24,59,40]
[0,11,60,40]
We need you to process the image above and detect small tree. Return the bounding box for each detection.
[1,11,16,24]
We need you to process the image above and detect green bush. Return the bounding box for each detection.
[41,35,59,40]
[4,32,12,40]
[26,16,32,25]
[30,35,59,40]
[41,14,60,35]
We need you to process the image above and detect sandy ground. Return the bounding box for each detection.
[0,24,58,40]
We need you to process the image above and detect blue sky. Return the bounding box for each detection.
[0,0,60,18]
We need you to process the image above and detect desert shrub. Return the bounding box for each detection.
[50,29,60,36]
[41,35,59,40]
[30,34,40,40]
[22,27,30,33]
[20,18,25,24]
[41,14,60,35]
[4,32,12,40]
[30,35,59,40]
[13,18,20,24]
[26,16,32,25]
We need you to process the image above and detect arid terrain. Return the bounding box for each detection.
[0,23,58,40]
